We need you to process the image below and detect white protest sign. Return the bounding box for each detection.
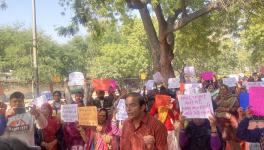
[61,104,78,122]
[223,77,237,87]
[184,83,202,95]
[246,82,264,90]
[178,93,213,118]
[153,72,164,83]
[34,95,48,108]
[116,99,128,121]
[68,72,85,86]
[184,66,195,76]
[145,80,155,90]
[168,78,180,89]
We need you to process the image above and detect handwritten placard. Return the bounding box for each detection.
[145,80,155,90]
[116,99,128,121]
[223,77,237,87]
[201,71,214,81]
[153,72,164,83]
[178,93,213,118]
[61,104,78,122]
[184,66,195,76]
[78,106,98,126]
[68,72,85,86]
[249,87,264,116]
[155,95,171,107]
[168,78,180,89]
[246,82,264,90]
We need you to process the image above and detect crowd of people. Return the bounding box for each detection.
[0,72,263,150]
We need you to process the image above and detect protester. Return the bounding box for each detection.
[2,91,47,146]
[88,89,113,114]
[120,92,168,150]
[35,103,63,150]
[215,85,241,149]
[179,113,222,150]
[149,89,180,150]
[50,91,65,116]
[74,91,85,107]
[236,108,263,150]
[0,102,7,136]
[78,108,117,150]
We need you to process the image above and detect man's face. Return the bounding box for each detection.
[10,98,24,108]
[125,96,144,120]
[75,93,83,103]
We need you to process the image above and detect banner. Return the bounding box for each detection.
[223,77,237,87]
[201,71,214,81]
[78,106,98,126]
[249,87,264,116]
[168,78,180,89]
[92,79,117,91]
[239,92,249,110]
[116,99,128,121]
[259,65,264,74]
[68,72,85,86]
[178,93,213,118]
[61,104,78,122]
[246,82,264,90]
[155,95,171,107]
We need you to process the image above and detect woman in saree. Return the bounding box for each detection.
[215,85,241,150]
[78,108,115,150]
[35,103,63,150]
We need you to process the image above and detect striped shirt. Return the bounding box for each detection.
[120,113,168,150]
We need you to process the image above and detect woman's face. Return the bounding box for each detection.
[98,110,107,125]
[41,105,51,117]
[53,93,61,102]
[220,86,228,96]
[207,85,214,93]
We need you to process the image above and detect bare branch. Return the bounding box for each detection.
[153,3,167,39]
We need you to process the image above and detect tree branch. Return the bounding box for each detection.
[154,3,167,39]
[167,2,218,33]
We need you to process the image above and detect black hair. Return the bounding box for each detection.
[53,91,62,97]
[9,92,24,101]
[75,91,84,97]
[125,92,146,107]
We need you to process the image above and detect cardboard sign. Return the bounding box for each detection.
[184,83,202,95]
[239,92,249,110]
[92,79,117,91]
[249,87,264,116]
[153,72,164,83]
[78,106,98,126]
[223,77,237,87]
[34,95,48,108]
[116,99,128,121]
[155,95,171,107]
[68,72,85,86]
[140,73,147,80]
[178,93,213,118]
[201,71,214,81]
[184,66,195,76]
[246,82,264,90]
[61,104,78,122]
[168,78,180,89]
[145,80,155,90]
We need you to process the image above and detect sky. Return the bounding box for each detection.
[0,0,86,44]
